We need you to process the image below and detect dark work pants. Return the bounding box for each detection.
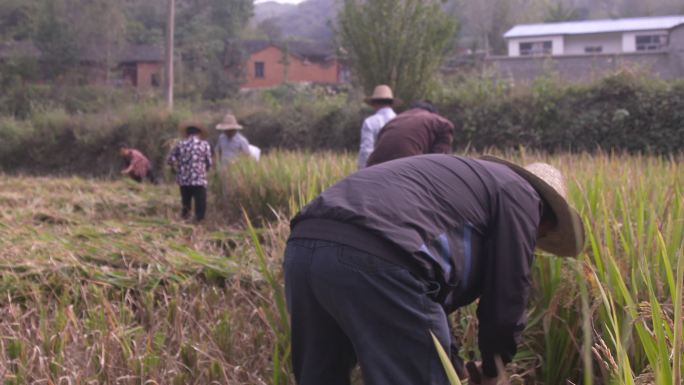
[131,169,157,184]
[283,239,451,385]
[180,185,206,221]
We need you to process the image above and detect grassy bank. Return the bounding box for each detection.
[2,74,684,178]
[2,151,683,384]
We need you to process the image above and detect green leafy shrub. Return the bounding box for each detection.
[446,73,684,154]
[0,105,187,176]
[1,74,683,177]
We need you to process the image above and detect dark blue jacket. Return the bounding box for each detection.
[291,154,541,376]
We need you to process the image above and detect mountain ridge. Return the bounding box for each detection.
[253,0,338,43]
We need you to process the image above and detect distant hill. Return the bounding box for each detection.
[253,0,339,43]
[253,1,297,24]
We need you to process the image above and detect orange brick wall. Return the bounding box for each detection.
[136,62,162,89]
[242,46,341,89]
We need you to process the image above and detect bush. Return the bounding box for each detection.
[0,105,188,176]
[238,86,364,151]
[1,75,682,177]
[445,72,684,154]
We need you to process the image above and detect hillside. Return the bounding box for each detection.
[253,0,339,43]
[253,1,297,24]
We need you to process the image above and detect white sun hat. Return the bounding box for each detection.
[481,155,586,257]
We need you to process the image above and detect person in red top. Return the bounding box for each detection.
[119,143,156,184]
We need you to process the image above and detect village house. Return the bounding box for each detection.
[115,45,164,89]
[238,40,346,89]
[504,15,684,56]
[485,15,684,82]
[0,41,163,89]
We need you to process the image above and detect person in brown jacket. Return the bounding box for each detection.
[366,101,454,166]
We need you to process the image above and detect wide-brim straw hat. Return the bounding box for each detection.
[216,113,243,131]
[179,121,209,139]
[364,84,397,105]
[481,155,585,257]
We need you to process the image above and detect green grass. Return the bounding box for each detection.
[2,151,683,384]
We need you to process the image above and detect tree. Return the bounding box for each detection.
[0,0,40,41]
[124,1,166,44]
[70,0,127,84]
[174,0,253,96]
[338,0,457,103]
[258,18,283,41]
[545,2,584,22]
[34,0,79,80]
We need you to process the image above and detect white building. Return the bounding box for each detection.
[504,15,684,57]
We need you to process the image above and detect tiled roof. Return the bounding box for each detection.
[0,41,162,63]
[504,15,684,39]
[238,39,336,62]
[119,45,164,63]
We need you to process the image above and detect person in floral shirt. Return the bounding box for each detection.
[167,122,212,222]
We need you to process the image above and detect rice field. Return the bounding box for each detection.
[1,151,683,385]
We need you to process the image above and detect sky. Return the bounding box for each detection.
[254,0,305,3]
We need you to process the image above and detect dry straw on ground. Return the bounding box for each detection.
[1,151,683,385]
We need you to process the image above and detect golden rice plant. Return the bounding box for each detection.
[1,150,682,385]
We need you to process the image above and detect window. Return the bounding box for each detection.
[519,41,552,56]
[254,62,265,78]
[584,46,603,54]
[636,34,668,51]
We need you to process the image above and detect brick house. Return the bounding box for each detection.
[237,40,346,89]
[117,45,164,89]
[0,41,163,89]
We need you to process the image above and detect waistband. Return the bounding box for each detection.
[289,218,421,274]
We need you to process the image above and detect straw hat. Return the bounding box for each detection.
[365,84,395,104]
[216,113,243,131]
[179,121,209,139]
[481,155,585,257]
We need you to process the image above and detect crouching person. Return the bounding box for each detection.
[167,122,212,222]
[119,143,156,183]
[283,154,585,385]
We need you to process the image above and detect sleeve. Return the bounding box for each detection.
[357,119,374,169]
[476,182,540,377]
[167,144,179,167]
[430,117,454,154]
[204,142,212,169]
[240,135,250,153]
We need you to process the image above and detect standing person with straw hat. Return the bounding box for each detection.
[167,122,212,222]
[283,154,585,385]
[215,113,253,165]
[357,85,396,169]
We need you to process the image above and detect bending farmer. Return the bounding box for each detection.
[283,154,585,385]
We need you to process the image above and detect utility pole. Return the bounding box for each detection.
[165,0,175,111]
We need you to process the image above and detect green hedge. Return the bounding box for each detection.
[1,75,682,176]
[238,74,684,155]
[0,107,185,176]
[443,74,684,154]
